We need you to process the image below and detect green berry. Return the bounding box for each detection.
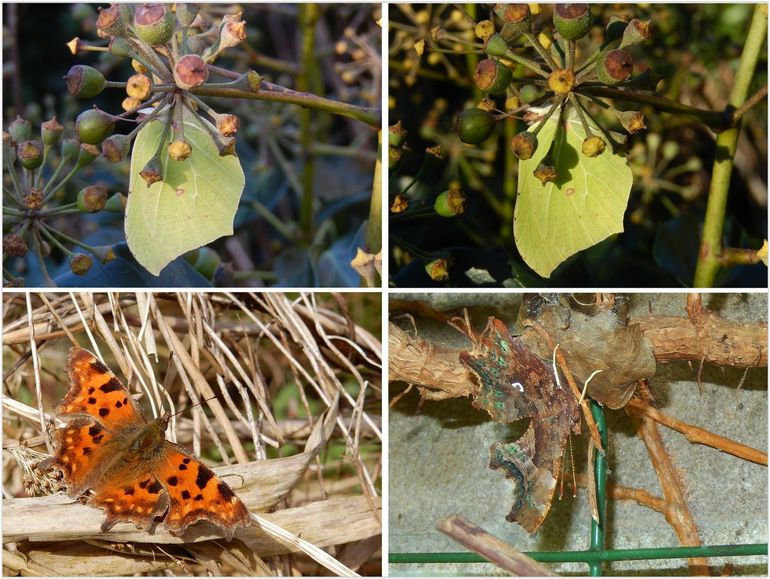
[8,116,31,142]
[134,4,176,46]
[101,134,132,163]
[175,3,201,28]
[192,247,222,279]
[96,4,126,37]
[434,189,467,217]
[61,138,80,161]
[494,4,531,35]
[518,84,540,104]
[41,117,64,146]
[77,185,108,212]
[510,131,538,160]
[140,154,164,186]
[104,192,128,213]
[553,4,592,41]
[108,37,133,58]
[484,33,510,58]
[64,65,106,99]
[596,49,634,85]
[17,140,44,170]
[456,108,497,145]
[68,253,94,276]
[619,19,652,49]
[581,135,606,157]
[77,143,101,167]
[75,109,115,145]
[474,59,513,94]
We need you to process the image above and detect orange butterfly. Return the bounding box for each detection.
[42,346,250,539]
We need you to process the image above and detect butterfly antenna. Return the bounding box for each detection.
[169,393,224,419]
[568,434,577,498]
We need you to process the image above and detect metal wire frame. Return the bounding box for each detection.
[388,402,769,575]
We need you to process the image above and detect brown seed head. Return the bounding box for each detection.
[174,54,209,89]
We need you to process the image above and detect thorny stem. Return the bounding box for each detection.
[693,4,767,287]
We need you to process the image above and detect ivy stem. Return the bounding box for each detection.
[576,85,730,130]
[36,221,74,256]
[501,47,550,78]
[4,154,25,205]
[30,229,55,286]
[366,130,382,255]
[568,93,594,138]
[693,4,768,287]
[298,3,319,237]
[566,40,576,71]
[166,83,381,128]
[38,221,102,255]
[523,32,559,71]
[530,101,562,138]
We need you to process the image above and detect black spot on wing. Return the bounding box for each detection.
[90,360,110,374]
[195,465,214,489]
[99,378,123,394]
[218,482,235,500]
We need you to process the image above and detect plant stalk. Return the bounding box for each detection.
[693,4,767,287]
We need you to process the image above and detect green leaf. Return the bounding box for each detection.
[125,109,245,276]
[514,106,633,278]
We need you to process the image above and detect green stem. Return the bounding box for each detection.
[39,221,101,255]
[4,154,24,204]
[36,221,73,256]
[464,4,482,102]
[366,131,382,255]
[693,5,767,287]
[298,3,319,237]
[30,229,55,287]
[577,86,730,130]
[156,84,380,128]
[249,200,296,240]
[502,47,550,78]
[523,32,559,71]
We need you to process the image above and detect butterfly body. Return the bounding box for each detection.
[42,346,250,539]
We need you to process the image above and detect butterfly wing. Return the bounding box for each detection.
[56,346,146,429]
[150,443,251,539]
[41,417,116,497]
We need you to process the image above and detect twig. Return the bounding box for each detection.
[625,398,767,466]
[437,515,558,576]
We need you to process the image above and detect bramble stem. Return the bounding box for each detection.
[693,5,767,287]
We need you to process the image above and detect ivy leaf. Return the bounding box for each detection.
[514,106,633,278]
[125,110,245,276]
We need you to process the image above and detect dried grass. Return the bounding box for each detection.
[2,292,382,576]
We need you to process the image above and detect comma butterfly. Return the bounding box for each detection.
[460,317,580,533]
[41,346,251,539]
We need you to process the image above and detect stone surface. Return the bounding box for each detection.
[388,293,768,576]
